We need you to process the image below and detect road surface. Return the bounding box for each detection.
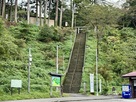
[3,95,136,102]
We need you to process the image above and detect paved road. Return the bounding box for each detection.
[3,95,136,102]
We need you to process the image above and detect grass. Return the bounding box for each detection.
[0,91,69,101]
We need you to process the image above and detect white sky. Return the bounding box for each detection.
[19,0,126,8]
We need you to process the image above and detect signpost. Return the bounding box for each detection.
[11,79,22,95]
[49,72,62,97]
[90,74,94,93]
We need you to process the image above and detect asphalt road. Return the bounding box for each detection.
[3,95,136,102]
[65,99,136,102]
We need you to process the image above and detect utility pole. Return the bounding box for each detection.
[95,25,99,96]
[28,48,32,93]
[96,48,98,96]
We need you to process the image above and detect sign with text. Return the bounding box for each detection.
[122,85,129,92]
[11,80,22,88]
[134,80,136,86]
[90,74,94,93]
[52,76,61,87]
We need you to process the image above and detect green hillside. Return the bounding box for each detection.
[0,17,136,100]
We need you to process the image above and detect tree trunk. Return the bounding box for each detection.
[55,0,59,26]
[0,0,2,15]
[71,0,74,28]
[39,0,42,26]
[44,0,47,25]
[2,0,5,18]
[59,0,63,27]
[9,0,13,22]
[48,0,51,26]
[36,0,38,25]
[27,0,30,24]
[14,0,18,23]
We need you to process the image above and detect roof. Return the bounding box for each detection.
[122,71,136,77]
[48,72,63,77]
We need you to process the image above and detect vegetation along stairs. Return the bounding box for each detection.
[63,31,86,93]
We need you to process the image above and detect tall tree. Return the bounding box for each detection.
[36,0,38,25]
[27,0,30,24]
[39,0,42,26]
[0,0,2,15]
[59,0,63,27]
[55,0,59,26]
[2,0,5,18]
[118,0,136,28]
[44,0,48,25]
[9,0,13,22]
[14,0,18,23]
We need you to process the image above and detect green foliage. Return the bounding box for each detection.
[9,23,39,42]
[119,0,136,28]
[38,25,62,42]
[78,4,122,27]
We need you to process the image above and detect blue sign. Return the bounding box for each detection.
[122,85,132,98]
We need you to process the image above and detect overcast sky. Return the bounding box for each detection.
[18,0,126,8]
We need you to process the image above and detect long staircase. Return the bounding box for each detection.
[63,31,86,93]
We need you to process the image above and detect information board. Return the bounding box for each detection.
[122,85,129,92]
[52,76,61,87]
[11,80,22,88]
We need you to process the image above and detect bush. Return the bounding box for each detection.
[38,25,62,42]
[38,25,54,42]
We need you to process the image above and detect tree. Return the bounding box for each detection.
[55,0,59,26]
[14,0,18,23]
[119,0,136,28]
[27,0,30,24]
[2,0,5,18]
[9,0,13,22]
[39,0,42,26]
[44,0,48,25]
[36,0,38,25]
[0,0,2,15]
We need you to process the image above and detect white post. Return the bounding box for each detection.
[63,53,64,69]
[99,79,102,93]
[83,82,86,93]
[56,45,58,74]
[96,48,98,96]
[90,74,94,93]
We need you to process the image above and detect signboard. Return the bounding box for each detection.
[134,80,136,86]
[11,80,22,88]
[52,76,61,87]
[122,85,129,92]
[90,74,94,93]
